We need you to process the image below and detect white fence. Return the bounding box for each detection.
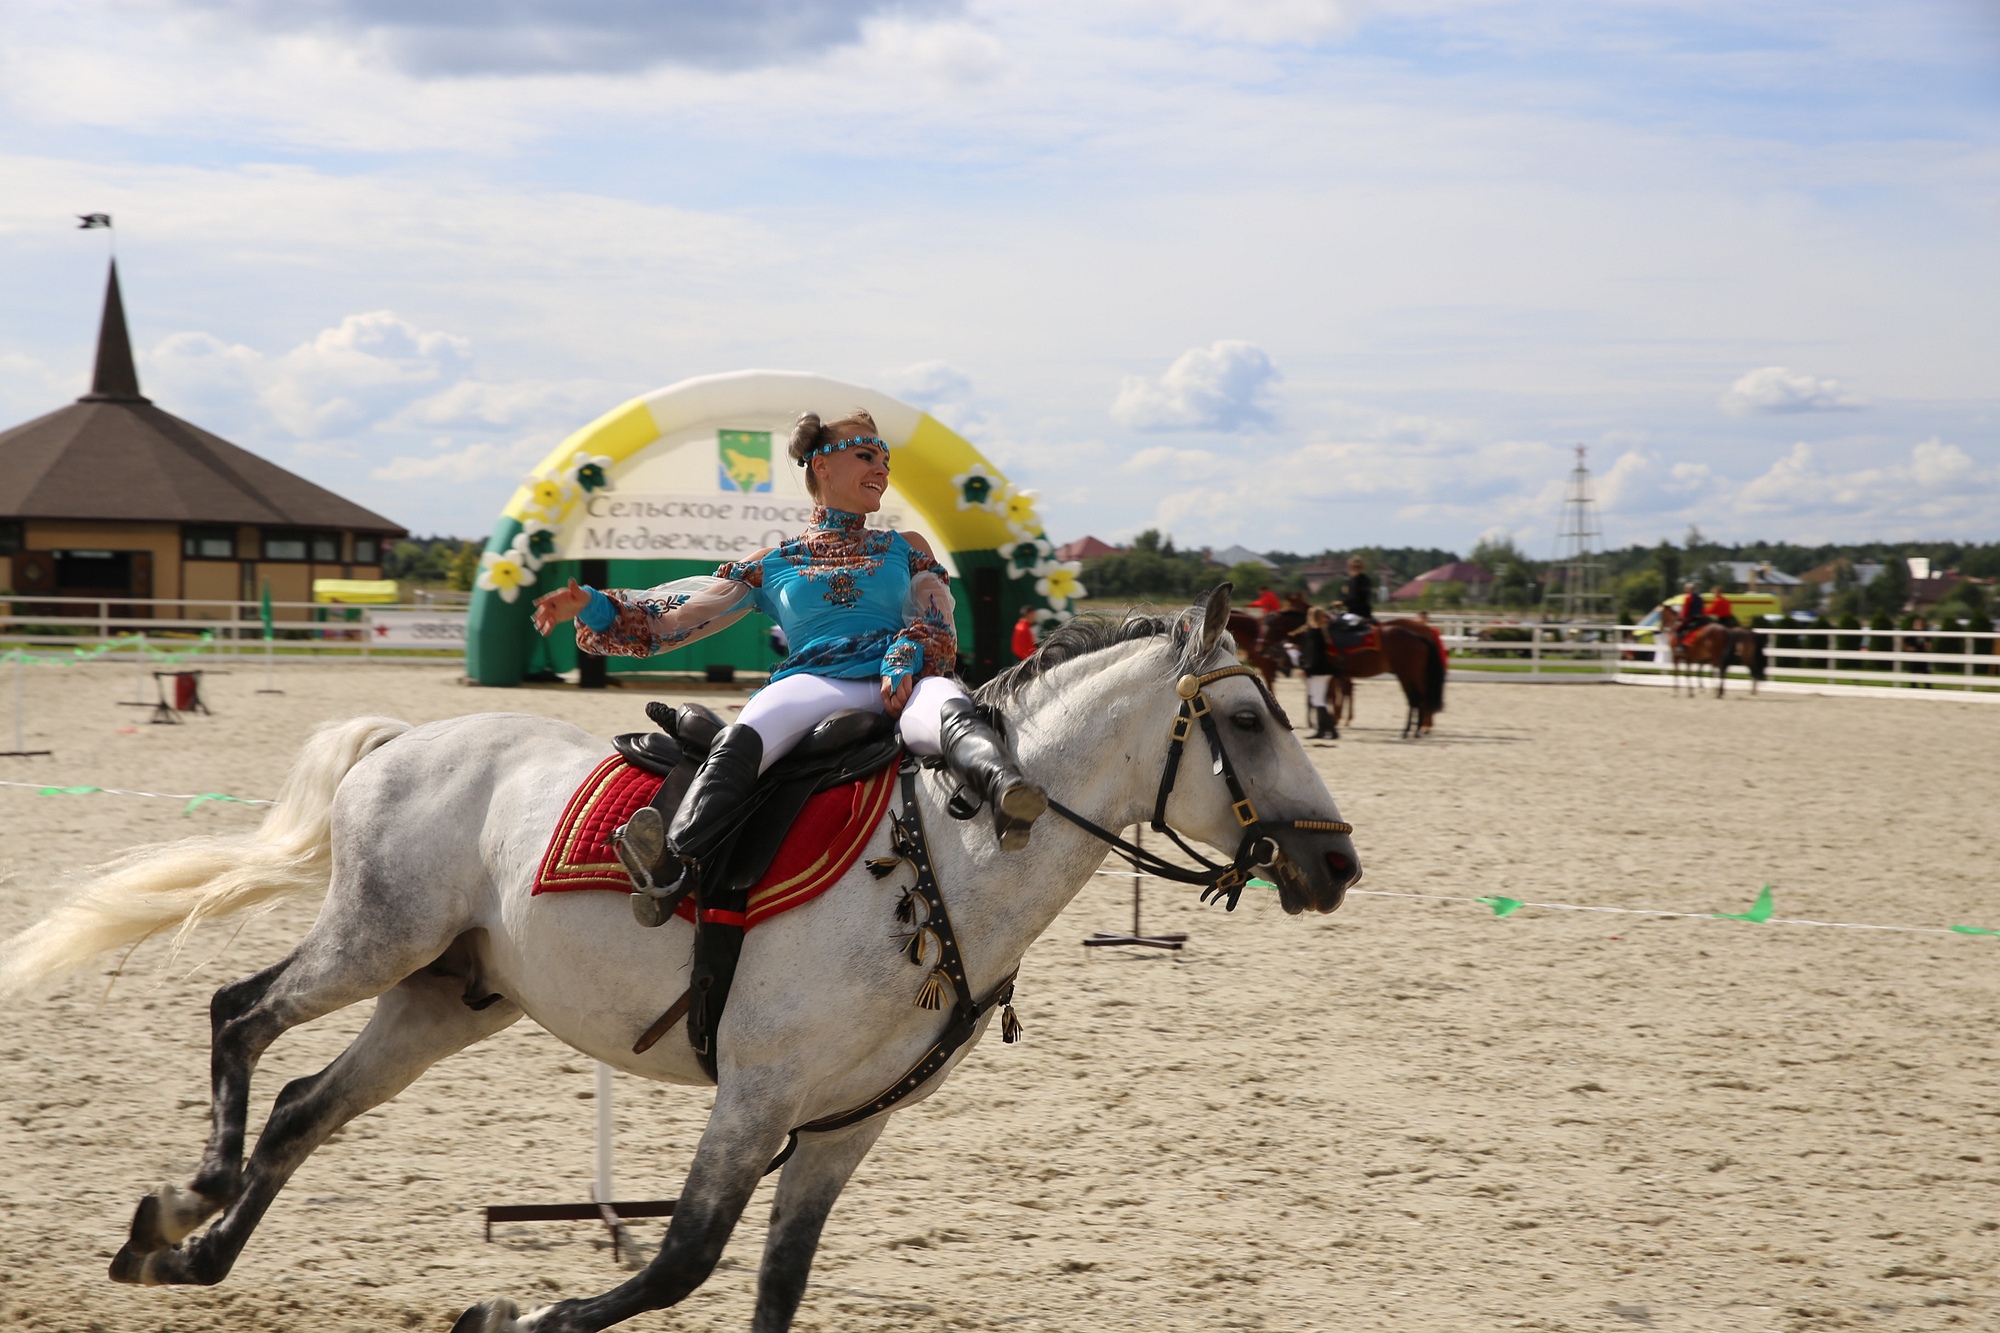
[0,594,467,664]
[1419,616,2000,700]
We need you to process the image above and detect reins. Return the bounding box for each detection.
[1044,663,1352,910]
[769,660,1352,1163]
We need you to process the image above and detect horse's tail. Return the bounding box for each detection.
[0,716,411,996]
[1422,631,1447,714]
[1748,631,1768,681]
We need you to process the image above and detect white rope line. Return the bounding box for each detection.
[1093,870,1984,937]
[1344,888,1963,936]
[0,779,274,807]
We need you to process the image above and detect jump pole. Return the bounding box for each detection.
[1084,824,1188,951]
[482,1061,677,1262]
[3,651,52,758]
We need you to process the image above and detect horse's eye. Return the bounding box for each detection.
[1231,709,1262,733]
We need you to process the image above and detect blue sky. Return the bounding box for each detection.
[3,0,1996,555]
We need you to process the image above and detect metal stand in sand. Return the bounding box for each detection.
[256,634,282,695]
[3,651,52,758]
[483,1062,677,1262]
[1084,825,1188,952]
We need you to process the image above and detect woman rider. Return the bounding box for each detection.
[1340,557,1374,622]
[531,409,1046,916]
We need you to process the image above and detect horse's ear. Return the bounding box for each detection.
[1197,584,1233,656]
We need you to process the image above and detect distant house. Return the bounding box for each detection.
[1390,561,1496,603]
[1211,544,1277,570]
[1296,560,1346,593]
[1055,535,1121,562]
[1720,561,1803,594]
[0,262,403,621]
[1910,575,1967,613]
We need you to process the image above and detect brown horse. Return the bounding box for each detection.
[1659,606,1766,697]
[1321,619,1448,739]
[1233,609,1307,686]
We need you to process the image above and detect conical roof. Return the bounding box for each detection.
[0,263,404,533]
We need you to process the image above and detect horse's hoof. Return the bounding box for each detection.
[127,1182,214,1253]
[452,1299,549,1333]
[452,1300,517,1333]
[108,1243,151,1285]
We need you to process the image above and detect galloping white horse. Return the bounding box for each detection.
[0,589,1359,1333]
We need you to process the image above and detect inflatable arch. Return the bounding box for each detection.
[465,370,1080,687]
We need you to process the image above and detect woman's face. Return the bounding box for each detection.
[812,441,890,514]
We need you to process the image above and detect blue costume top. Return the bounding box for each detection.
[573,507,957,688]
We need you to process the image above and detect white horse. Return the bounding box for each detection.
[0,589,1359,1333]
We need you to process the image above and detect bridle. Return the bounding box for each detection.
[1042,663,1353,910]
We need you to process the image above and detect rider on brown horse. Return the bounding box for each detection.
[1340,557,1375,623]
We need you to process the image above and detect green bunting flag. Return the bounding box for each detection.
[1714,883,1775,923]
[1476,895,1524,917]
[1950,924,2000,937]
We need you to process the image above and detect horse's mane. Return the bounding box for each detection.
[977,606,1210,704]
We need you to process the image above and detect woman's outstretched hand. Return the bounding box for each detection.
[880,673,915,719]
[532,579,591,636]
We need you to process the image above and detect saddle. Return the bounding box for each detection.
[611,702,902,1080]
[1325,614,1379,654]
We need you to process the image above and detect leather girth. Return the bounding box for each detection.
[621,707,902,1081]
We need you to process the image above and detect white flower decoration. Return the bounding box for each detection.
[997,535,1055,580]
[507,531,543,572]
[950,463,1003,512]
[521,474,576,522]
[997,485,1044,540]
[477,550,537,603]
[567,451,614,494]
[1034,561,1086,611]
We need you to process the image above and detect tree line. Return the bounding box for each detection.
[1079,528,2000,623]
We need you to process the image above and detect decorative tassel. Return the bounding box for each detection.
[904,926,933,966]
[894,890,917,924]
[1001,1004,1022,1044]
[915,969,949,1010]
[867,856,905,879]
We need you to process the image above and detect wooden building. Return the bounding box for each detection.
[0,263,404,620]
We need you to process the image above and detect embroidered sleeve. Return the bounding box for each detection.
[883,564,959,687]
[573,575,756,659]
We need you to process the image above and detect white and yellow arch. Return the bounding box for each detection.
[465,370,1081,686]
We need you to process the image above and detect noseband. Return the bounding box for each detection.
[1043,663,1353,910]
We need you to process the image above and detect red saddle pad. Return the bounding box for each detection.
[532,753,901,930]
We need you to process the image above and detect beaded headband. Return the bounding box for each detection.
[803,435,890,464]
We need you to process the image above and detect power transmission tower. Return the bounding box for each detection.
[1552,445,1612,621]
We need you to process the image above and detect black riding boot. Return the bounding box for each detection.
[1313,705,1335,739]
[616,723,763,927]
[937,697,1047,852]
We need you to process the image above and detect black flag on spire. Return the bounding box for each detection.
[77,213,111,229]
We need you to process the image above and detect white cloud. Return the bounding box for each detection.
[167,0,961,76]
[1734,439,1993,529]
[1163,0,1364,45]
[1111,341,1279,432]
[371,437,549,484]
[259,311,470,436]
[1720,366,1867,415]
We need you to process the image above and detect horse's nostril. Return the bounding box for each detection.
[1324,850,1355,885]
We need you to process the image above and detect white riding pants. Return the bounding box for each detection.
[735,672,967,774]
[1305,674,1332,708]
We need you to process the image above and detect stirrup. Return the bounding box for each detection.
[992,782,1047,852]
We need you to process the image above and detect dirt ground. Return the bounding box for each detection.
[1,662,1996,1333]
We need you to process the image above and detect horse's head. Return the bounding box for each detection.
[1162,586,1361,915]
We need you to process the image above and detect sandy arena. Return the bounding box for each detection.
[1,662,1995,1333]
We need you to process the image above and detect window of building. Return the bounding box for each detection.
[311,533,340,562]
[263,532,308,561]
[352,536,380,564]
[182,526,236,559]
[0,520,22,555]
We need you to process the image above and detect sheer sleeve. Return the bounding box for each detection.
[881,543,959,688]
[572,575,757,659]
